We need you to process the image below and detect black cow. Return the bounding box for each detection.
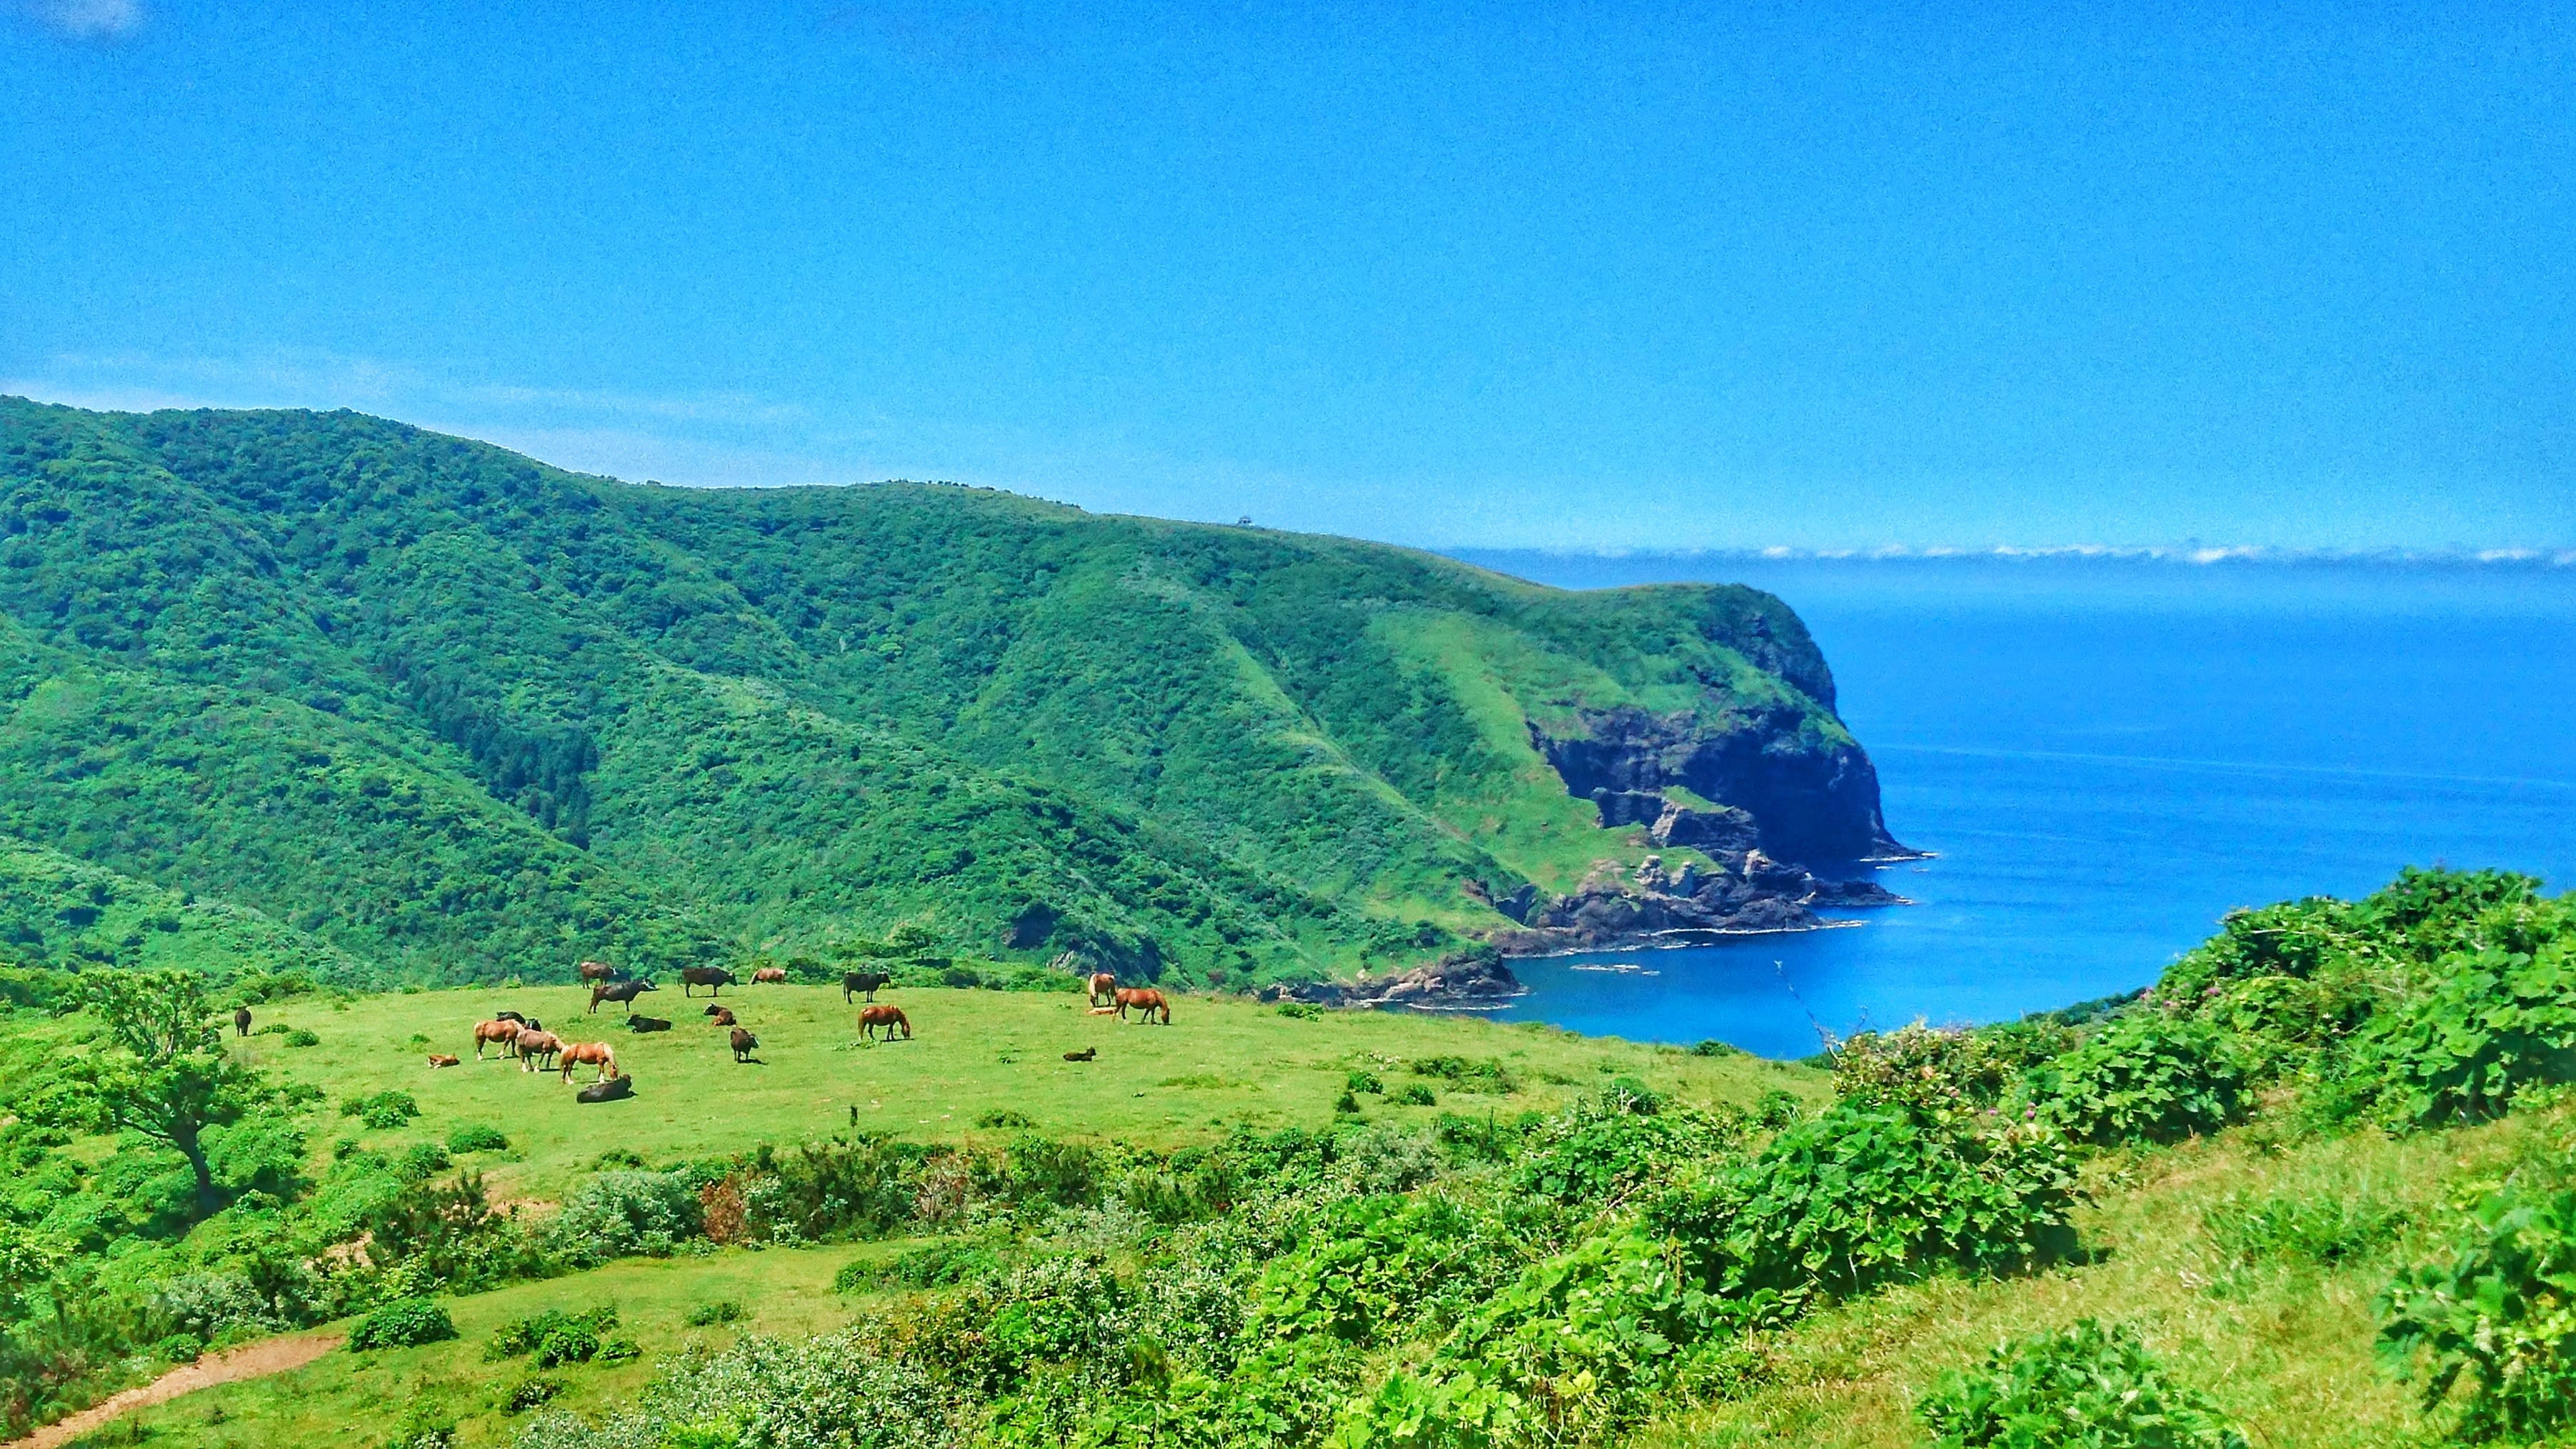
[842,970,892,1004]
[730,1028,760,1063]
[627,1016,672,1033]
[679,966,737,998]
[575,1073,634,1103]
[234,1007,251,1038]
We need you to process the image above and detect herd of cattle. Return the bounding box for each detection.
[420,962,1176,1103]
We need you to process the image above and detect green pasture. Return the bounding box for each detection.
[223,981,1814,1200]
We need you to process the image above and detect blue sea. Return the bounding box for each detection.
[1442,553,2576,1058]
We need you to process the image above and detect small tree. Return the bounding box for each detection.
[76,971,274,1216]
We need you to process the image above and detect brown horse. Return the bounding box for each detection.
[1114,988,1171,1025]
[514,1029,563,1072]
[576,959,619,983]
[426,1053,461,1068]
[1086,972,1118,1007]
[559,1041,618,1083]
[472,1019,524,1060]
[857,1004,911,1042]
[751,966,788,984]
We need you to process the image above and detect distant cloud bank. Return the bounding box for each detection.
[16,0,141,39]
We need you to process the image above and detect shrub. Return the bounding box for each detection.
[488,1308,619,1365]
[2344,945,2576,1126]
[1332,1091,1360,1115]
[446,1124,509,1153]
[346,1296,456,1352]
[506,1376,564,1413]
[396,1142,452,1180]
[1335,1123,1444,1195]
[2032,1012,2246,1145]
[151,1333,203,1363]
[1346,1070,1384,1095]
[544,1170,700,1265]
[975,1109,1035,1130]
[834,1243,1002,1294]
[1275,1002,1321,1019]
[518,1329,955,1449]
[1515,1089,1739,1207]
[1409,1055,1518,1094]
[282,1028,320,1048]
[1659,1102,2079,1312]
[361,1171,536,1290]
[1832,1023,2014,1113]
[339,1090,420,1130]
[684,1298,748,1327]
[1919,1318,2250,1448]
[2378,1177,2576,1441]
[1391,1083,1436,1106]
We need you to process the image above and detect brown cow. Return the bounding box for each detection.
[514,1030,563,1072]
[576,959,619,983]
[591,979,657,1014]
[234,1007,253,1038]
[1086,972,1117,1007]
[706,1006,738,1026]
[857,1004,911,1042]
[751,966,788,985]
[426,1053,461,1068]
[679,966,737,998]
[1063,1047,1097,1062]
[730,1027,761,1063]
[472,1019,524,1060]
[1114,988,1172,1025]
[559,1041,618,1083]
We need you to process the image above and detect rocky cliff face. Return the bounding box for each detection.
[1484,852,1907,957]
[1530,703,1910,864]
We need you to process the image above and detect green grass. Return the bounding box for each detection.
[36,985,1816,1448]
[1632,1100,2576,1449]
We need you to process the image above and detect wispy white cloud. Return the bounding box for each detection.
[14,0,141,40]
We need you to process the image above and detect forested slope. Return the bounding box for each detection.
[0,399,1896,983]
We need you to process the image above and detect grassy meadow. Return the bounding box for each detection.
[216,981,1815,1200]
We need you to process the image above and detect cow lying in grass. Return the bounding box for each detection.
[628,1016,672,1033]
[576,1073,632,1103]
[705,1006,737,1026]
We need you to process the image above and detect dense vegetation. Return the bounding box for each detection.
[0,866,2570,1447]
[0,398,1884,988]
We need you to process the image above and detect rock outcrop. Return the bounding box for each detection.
[1266,948,1525,1009]
[1532,704,1916,863]
[1484,851,1907,956]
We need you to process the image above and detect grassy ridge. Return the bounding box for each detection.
[0,398,1884,985]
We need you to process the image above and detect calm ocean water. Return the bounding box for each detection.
[1443,553,2576,1058]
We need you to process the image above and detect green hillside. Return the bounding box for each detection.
[1,867,2572,1448]
[0,398,1895,986]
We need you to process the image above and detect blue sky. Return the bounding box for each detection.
[4,2,2570,550]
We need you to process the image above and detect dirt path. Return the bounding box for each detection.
[5,1332,341,1449]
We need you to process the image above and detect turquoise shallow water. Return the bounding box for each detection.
[1440,554,2576,1058]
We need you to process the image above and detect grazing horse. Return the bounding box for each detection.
[591,979,657,1014]
[627,1016,672,1033]
[426,1053,461,1068]
[857,1004,911,1042]
[730,1028,761,1063]
[1114,988,1172,1025]
[1086,972,1118,1007]
[559,1041,619,1083]
[473,1019,525,1060]
[234,1007,252,1038]
[706,1006,738,1026]
[842,971,891,1004]
[751,966,788,984]
[576,1073,633,1103]
[1063,1047,1097,1062]
[513,1029,563,1072]
[576,960,621,983]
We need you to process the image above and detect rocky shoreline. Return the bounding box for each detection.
[1261,848,1911,1011]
